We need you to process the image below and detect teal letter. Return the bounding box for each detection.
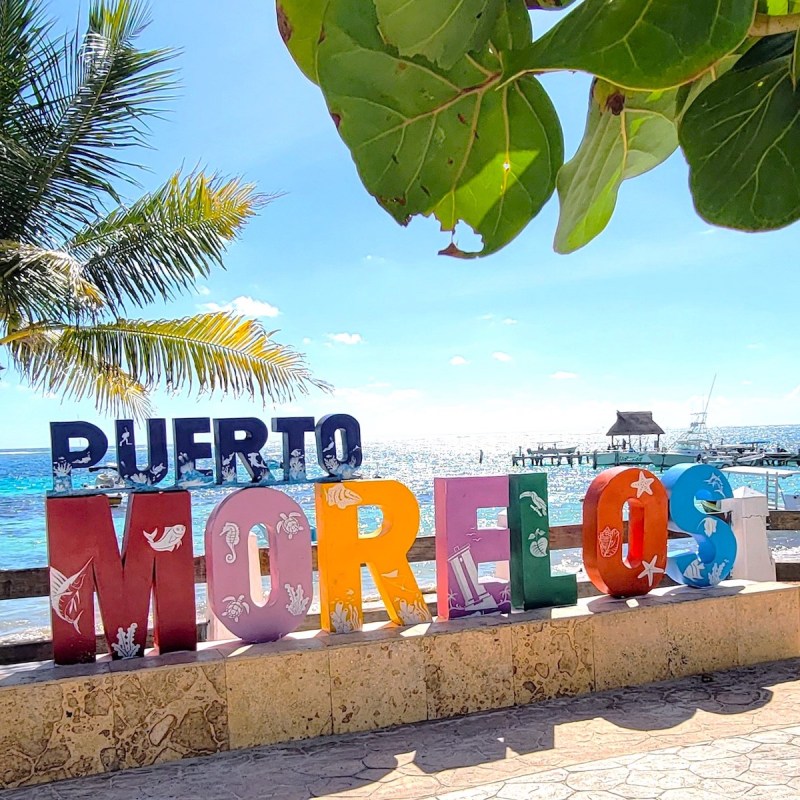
[509,473,577,609]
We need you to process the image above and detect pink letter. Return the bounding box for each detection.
[205,487,313,642]
[435,476,510,620]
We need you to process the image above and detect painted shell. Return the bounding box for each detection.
[598,526,621,558]
[326,484,362,509]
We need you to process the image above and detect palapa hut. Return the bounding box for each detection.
[606,411,665,451]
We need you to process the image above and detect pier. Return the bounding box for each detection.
[511,447,592,467]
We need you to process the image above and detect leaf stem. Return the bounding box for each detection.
[750,12,800,36]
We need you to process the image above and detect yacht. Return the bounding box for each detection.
[646,411,716,469]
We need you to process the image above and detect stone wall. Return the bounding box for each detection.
[1,581,798,790]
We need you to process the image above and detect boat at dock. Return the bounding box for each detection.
[593,411,663,468]
[512,442,587,467]
[646,410,717,469]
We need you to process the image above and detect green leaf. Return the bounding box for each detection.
[525,0,578,9]
[524,0,757,90]
[375,0,501,70]
[680,57,800,230]
[793,29,800,87]
[757,0,800,13]
[735,31,794,71]
[317,0,563,257]
[554,81,679,253]
[276,0,327,84]
[675,53,742,120]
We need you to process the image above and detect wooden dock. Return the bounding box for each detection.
[511,450,592,467]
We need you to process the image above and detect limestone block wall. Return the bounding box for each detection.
[1,581,798,790]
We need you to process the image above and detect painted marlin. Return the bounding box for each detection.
[50,559,92,633]
[143,524,187,552]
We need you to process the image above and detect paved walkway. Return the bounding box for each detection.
[7,659,800,799]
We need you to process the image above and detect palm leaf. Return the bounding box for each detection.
[66,172,270,312]
[30,314,330,414]
[0,239,104,322]
[1,0,177,242]
[0,0,50,118]
[9,325,152,420]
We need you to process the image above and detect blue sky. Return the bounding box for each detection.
[1,1,798,448]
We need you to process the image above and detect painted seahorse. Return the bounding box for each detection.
[220,521,240,564]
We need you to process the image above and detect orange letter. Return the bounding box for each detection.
[583,467,668,597]
[316,480,431,633]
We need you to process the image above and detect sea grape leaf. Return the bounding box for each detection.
[793,30,800,87]
[675,55,741,120]
[522,0,758,90]
[735,31,795,71]
[554,81,679,253]
[374,0,502,71]
[757,0,800,13]
[680,57,800,230]
[276,0,328,84]
[317,0,563,257]
[524,0,579,9]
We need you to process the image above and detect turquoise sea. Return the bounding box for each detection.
[2,424,799,643]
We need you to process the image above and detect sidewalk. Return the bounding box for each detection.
[6,658,800,800]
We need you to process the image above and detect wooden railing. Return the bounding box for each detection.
[1,511,798,666]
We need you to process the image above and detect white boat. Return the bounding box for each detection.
[86,463,126,508]
[646,411,717,469]
[528,441,578,456]
[594,411,663,468]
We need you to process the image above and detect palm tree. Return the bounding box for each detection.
[0,0,326,419]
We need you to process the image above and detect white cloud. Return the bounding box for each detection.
[363,254,388,265]
[551,371,578,380]
[201,295,280,318]
[327,332,363,345]
[741,379,753,386]
[196,285,211,296]
[502,318,518,325]
[492,351,512,362]
[789,385,800,399]
[479,313,494,321]
[302,337,312,345]
[449,356,468,366]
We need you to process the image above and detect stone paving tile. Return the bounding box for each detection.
[4,658,800,799]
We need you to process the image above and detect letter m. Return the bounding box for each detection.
[46,492,196,665]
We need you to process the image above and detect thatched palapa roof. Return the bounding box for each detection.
[606,411,665,437]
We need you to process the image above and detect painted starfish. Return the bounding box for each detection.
[630,471,655,499]
[637,555,665,587]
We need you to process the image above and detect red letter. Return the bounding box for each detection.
[47,492,196,664]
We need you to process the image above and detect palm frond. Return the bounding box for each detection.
[67,172,270,312]
[1,0,177,242]
[0,239,104,322]
[48,313,330,407]
[9,324,152,420]
[0,0,50,118]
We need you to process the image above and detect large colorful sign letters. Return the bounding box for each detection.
[46,417,738,665]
